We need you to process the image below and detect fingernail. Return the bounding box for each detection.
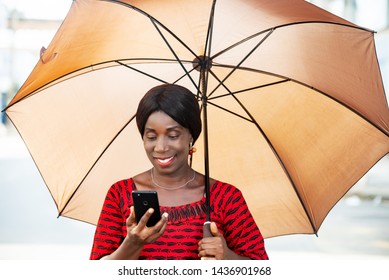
[148,208,154,214]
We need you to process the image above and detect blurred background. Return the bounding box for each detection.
[0,0,388,260]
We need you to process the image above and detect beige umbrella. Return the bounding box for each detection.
[4,0,389,238]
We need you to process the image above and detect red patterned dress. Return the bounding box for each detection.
[90,178,268,260]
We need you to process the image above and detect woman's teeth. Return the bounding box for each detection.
[157,156,173,164]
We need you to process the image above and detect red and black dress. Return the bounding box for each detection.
[90,178,268,260]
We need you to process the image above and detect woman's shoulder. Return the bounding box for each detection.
[107,177,135,198]
[211,179,240,193]
[210,179,242,202]
[111,177,134,188]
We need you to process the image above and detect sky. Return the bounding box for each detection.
[1,0,71,20]
[1,0,387,30]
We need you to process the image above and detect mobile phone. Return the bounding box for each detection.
[132,190,161,227]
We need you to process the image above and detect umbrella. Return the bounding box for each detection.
[4,0,389,238]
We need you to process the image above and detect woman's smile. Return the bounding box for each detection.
[154,156,175,167]
[143,111,193,174]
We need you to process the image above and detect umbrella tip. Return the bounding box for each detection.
[40,46,57,64]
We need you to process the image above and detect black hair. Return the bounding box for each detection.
[136,84,202,143]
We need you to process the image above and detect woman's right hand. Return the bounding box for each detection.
[126,206,168,246]
[101,206,168,260]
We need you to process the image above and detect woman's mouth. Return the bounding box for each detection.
[155,156,175,167]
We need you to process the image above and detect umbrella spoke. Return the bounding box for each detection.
[208,29,274,99]
[212,28,275,60]
[208,79,290,101]
[172,66,200,87]
[205,69,318,234]
[104,0,203,92]
[115,61,169,84]
[203,0,216,60]
[59,114,137,218]
[116,58,201,94]
[103,1,198,57]
[149,19,200,92]
[206,101,253,123]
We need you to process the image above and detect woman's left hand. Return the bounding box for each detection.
[198,222,228,260]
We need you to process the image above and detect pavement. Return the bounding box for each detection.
[0,123,389,260]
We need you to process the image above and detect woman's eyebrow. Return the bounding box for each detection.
[166,125,183,131]
[144,125,183,132]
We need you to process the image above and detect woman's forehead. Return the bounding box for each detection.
[145,111,184,131]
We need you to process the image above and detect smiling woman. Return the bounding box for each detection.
[89,84,268,260]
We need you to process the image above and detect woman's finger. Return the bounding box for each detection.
[137,208,154,229]
[145,212,169,243]
[126,206,136,227]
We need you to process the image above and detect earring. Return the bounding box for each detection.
[189,142,196,155]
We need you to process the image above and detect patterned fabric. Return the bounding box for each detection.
[90,178,268,260]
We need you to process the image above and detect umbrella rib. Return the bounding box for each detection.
[3,58,191,111]
[206,100,253,123]
[206,70,319,234]
[207,63,389,138]
[4,115,61,213]
[118,58,204,88]
[208,79,290,101]
[212,21,374,60]
[203,0,217,61]
[173,67,200,86]
[148,19,199,91]
[115,60,169,84]
[235,98,318,235]
[207,29,275,99]
[103,0,201,92]
[58,115,136,218]
[291,79,389,138]
[102,0,199,57]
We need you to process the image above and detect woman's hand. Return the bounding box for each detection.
[126,206,168,247]
[198,222,228,260]
[102,206,168,260]
[198,222,251,260]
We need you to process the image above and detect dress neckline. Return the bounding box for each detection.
[131,178,209,209]
[130,178,216,224]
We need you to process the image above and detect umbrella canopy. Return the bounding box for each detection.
[5,0,389,238]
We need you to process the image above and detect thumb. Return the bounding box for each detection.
[210,222,221,237]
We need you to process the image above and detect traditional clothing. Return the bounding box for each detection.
[90,178,268,260]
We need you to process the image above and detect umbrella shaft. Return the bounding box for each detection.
[200,70,211,222]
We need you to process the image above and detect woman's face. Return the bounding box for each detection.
[143,111,193,174]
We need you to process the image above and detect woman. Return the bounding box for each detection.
[90,84,268,260]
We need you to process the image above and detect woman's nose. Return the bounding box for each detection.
[154,136,168,152]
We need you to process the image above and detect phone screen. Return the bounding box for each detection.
[132,191,161,227]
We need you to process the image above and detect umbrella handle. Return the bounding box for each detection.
[203,221,212,238]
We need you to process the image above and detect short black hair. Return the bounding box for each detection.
[136,84,202,143]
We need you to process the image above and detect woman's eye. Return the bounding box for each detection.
[145,135,157,141]
[168,134,179,139]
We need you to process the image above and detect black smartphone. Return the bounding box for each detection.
[132,190,161,227]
